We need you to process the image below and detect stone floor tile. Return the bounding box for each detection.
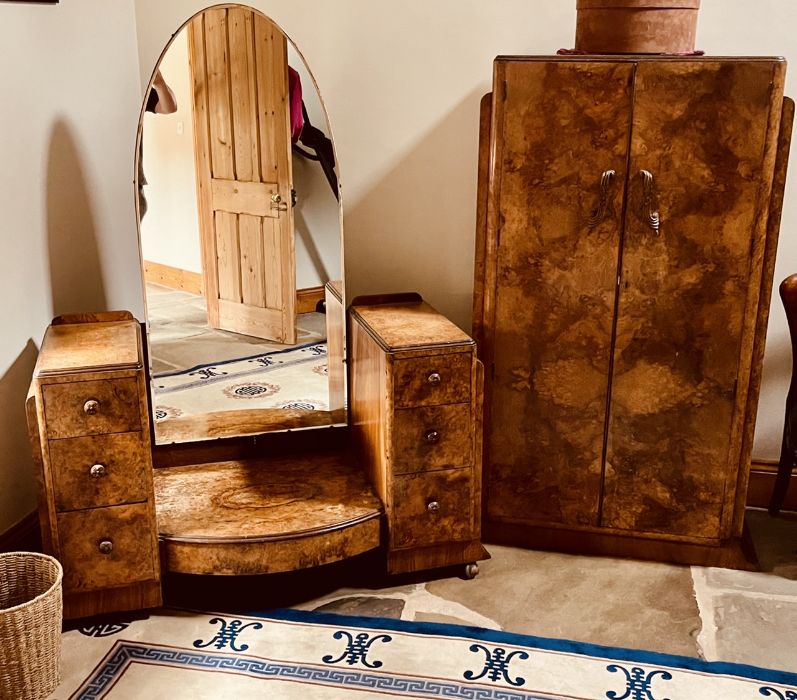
[702,511,797,597]
[413,612,479,627]
[426,545,702,657]
[710,592,797,672]
[749,510,797,576]
[312,596,405,619]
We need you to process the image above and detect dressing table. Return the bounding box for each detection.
[25,4,486,620]
[27,298,487,619]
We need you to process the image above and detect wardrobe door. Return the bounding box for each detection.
[603,60,785,539]
[483,60,634,528]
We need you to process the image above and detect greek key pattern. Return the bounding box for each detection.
[72,642,544,700]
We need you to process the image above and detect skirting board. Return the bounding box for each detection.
[0,512,41,553]
[144,261,203,295]
[747,460,797,511]
[296,286,325,314]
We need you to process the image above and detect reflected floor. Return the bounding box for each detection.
[146,284,326,374]
[145,284,331,431]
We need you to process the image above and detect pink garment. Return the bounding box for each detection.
[288,67,304,143]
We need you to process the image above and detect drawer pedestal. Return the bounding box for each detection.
[349,294,489,575]
[27,312,161,619]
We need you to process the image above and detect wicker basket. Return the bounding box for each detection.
[0,552,63,700]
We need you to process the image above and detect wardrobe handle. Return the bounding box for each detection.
[587,169,616,229]
[639,170,661,235]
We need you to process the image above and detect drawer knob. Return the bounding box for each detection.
[427,372,442,385]
[427,500,441,513]
[89,464,107,479]
[98,539,114,555]
[425,429,440,444]
[83,399,100,415]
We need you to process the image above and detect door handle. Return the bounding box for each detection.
[587,169,616,229]
[270,193,288,212]
[638,170,661,235]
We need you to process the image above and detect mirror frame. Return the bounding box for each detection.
[133,2,347,446]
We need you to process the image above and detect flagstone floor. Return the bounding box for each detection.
[162,508,797,674]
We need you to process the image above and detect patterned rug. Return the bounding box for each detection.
[55,609,797,699]
[152,342,330,423]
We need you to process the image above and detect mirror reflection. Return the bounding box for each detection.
[137,6,345,445]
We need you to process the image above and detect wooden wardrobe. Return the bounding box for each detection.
[474,56,794,567]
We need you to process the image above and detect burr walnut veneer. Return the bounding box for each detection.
[27,298,486,617]
[474,56,794,567]
[27,312,161,619]
[350,294,489,576]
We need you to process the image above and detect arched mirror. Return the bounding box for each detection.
[135,4,345,445]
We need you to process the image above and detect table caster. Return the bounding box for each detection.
[463,563,479,580]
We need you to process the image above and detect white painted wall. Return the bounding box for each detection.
[0,0,142,532]
[140,27,202,274]
[1,0,796,534]
[288,42,343,289]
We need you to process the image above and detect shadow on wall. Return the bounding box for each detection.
[295,206,331,284]
[344,89,486,331]
[0,340,39,533]
[47,119,107,317]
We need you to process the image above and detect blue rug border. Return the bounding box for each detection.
[152,341,324,379]
[247,607,797,688]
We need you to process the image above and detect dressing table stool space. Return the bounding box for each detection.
[26,312,161,620]
[349,294,489,577]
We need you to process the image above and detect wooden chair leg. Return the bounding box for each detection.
[769,402,796,516]
[769,274,797,516]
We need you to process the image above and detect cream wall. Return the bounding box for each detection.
[1,1,796,534]
[0,0,142,532]
[140,28,203,274]
[288,42,343,289]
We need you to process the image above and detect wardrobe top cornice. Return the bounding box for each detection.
[495,55,786,63]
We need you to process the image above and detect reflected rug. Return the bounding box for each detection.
[151,342,330,423]
[55,608,797,699]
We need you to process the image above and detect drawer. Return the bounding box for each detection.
[393,404,472,474]
[391,469,474,549]
[57,503,156,593]
[50,433,150,512]
[393,353,471,408]
[43,377,141,439]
